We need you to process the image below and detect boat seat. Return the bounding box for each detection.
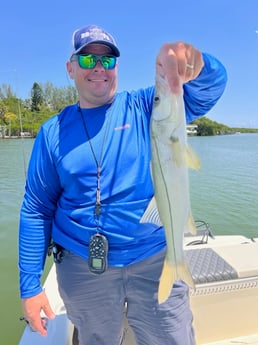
[185,248,238,284]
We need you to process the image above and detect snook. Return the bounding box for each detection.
[143,75,200,304]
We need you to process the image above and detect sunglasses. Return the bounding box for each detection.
[71,54,117,70]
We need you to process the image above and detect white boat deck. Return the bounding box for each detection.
[184,235,258,344]
[207,333,258,345]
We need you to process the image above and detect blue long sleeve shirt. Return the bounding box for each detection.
[19,53,227,298]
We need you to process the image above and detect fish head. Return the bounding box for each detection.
[152,75,179,123]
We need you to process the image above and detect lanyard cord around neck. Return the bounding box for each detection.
[77,103,111,230]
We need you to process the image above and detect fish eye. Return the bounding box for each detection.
[154,96,160,104]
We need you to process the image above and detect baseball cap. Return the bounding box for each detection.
[71,25,120,57]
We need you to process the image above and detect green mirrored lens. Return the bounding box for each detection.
[101,56,116,69]
[78,55,96,69]
[78,54,116,70]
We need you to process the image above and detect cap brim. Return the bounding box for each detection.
[73,40,120,57]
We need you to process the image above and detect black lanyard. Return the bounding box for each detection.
[77,103,112,229]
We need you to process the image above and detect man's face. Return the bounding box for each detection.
[67,44,118,108]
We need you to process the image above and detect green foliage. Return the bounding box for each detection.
[0,84,16,100]
[40,82,78,112]
[0,103,8,125]
[230,127,258,133]
[191,117,258,136]
[2,97,20,114]
[190,117,250,136]
[0,81,257,138]
[31,82,44,112]
[0,81,78,137]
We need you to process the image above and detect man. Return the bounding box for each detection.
[19,24,227,345]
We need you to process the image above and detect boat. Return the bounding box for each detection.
[19,222,258,345]
[186,124,198,136]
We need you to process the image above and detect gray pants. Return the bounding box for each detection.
[56,249,195,345]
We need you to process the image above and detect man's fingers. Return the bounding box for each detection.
[25,316,48,336]
[156,44,182,93]
[21,291,55,336]
[42,302,55,320]
[156,42,204,93]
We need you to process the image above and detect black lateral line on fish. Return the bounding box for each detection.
[152,138,177,260]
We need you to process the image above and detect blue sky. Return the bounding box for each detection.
[1,0,257,128]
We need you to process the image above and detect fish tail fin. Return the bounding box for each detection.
[185,144,201,170]
[158,259,176,304]
[158,260,195,304]
[179,261,195,290]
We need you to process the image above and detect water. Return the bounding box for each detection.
[189,134,258,239]
[1,134,258,344]
[0,139,33,344]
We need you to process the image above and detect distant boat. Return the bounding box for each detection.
[20,132,32,138]
[187,124,198,136]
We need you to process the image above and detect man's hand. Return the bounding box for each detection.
[156,42,204,94]
[21,290,55,336]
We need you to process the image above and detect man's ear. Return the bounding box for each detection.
[67,61,75,80]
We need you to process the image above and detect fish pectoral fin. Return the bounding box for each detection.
[170,139,200,169]
[188,215,197,235]
[185,144,201,170]
[170,136,184,166]
[158,260,195,304]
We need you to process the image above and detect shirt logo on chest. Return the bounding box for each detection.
[114,123,130,131]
